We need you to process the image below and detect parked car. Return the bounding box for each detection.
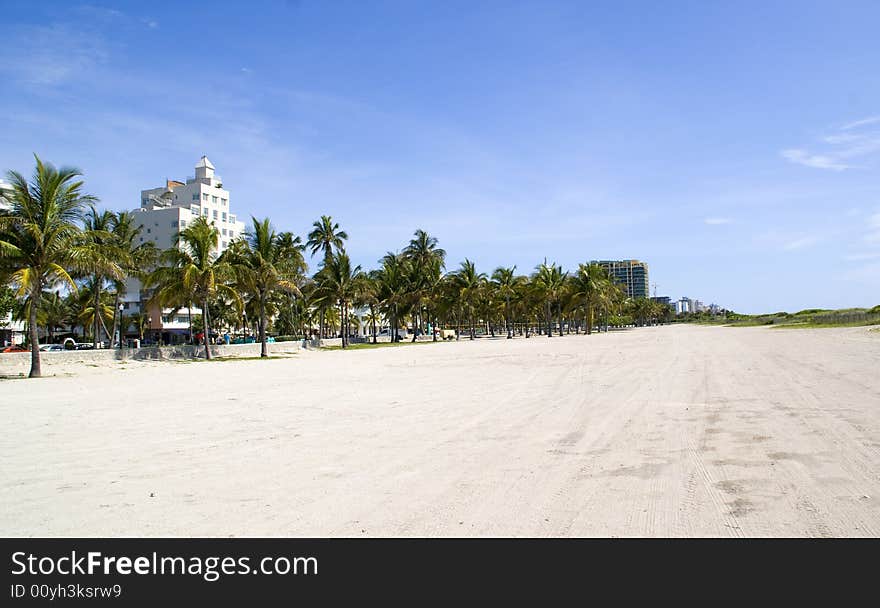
[75,343,95,350]
[39,344,65,352]
[1,344,28,353]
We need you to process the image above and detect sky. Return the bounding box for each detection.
[2,0,879,313]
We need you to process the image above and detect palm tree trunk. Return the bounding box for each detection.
[98,312,112,347]
[28,285,41,378]
[339,300,346,348]
[411,298,418,342]
[558,306,564,336]
[546,302,552,337]
[203,298,212,360]
[111,291,121,348]
[93,281,101,348]
[259,293,268,358]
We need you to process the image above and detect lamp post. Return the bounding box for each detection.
[117,303,124,348]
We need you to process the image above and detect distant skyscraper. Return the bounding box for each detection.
[593,259,649,298]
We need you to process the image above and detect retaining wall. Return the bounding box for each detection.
[0,341,306,375]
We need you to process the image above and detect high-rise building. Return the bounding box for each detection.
[593,259,649,299]
[123,156,247,343]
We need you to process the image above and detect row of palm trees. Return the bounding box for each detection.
[1,156,671,378]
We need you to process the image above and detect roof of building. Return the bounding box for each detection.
[195,156,215,170]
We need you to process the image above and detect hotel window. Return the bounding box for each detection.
[222,212,227,222]
[142,198,149,206]
[171,221,178,227]
[213,210,218,219]
[202,208,208,217]
[222,240,227,248]
[221,198,227,206]
[202,193,209,201]
[180,220,187,227]
[212,196,218,203]
[146,228,151,234]
[222,228,227,236]
[192,193,198,201]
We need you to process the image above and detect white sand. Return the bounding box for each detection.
[2,324,879,537]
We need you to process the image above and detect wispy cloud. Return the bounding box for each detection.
[781,116,880,171]
[841,116,880,130]
[1,24,109,86]
[865,212,880,244]
[703,217,732,225]
[843,252,880,261]
[780,149,850,171]
[783,236,820,251]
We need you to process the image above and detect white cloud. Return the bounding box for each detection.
[781,149,850,171]
[782,115,880,171]
[864,212,880,244]
[841,116,880,130]
[704,217,732,225]
[844,252,880,261]
[2,24,109,86]
[783,236,820,251]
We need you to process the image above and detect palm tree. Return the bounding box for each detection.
[225,217,304,357]
[306,215,348,261]
[531,261,567,337]
[403,229,446,341]
[0,155,111,377]
[354,271,382,344]
[147,216,239,360]
[82,207,119,347]
[108,211,157,347]
[450,259,486,340]
[375,252,411,342]
[314,251,363,348]
[491,266,519,339]
[306,215,347,338]
[129,312,150,343]
[568,262,608,335]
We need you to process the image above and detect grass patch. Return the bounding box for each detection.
[772,320,880,329]
[321,340,445,351]
[211,354,296,361]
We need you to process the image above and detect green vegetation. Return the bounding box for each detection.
[320,340,441,351]
[694,307,880,329]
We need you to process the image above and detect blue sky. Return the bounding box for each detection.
[2,1,879,313]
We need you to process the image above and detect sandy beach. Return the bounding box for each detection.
[2,324,879,537]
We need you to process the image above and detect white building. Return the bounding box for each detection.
[0,178,12,211]
[675,297,692,315]
[1,179,26,345]
[124,156,247,342]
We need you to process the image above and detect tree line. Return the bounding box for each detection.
[1,156,671,378]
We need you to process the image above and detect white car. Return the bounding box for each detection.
[39,344,65,352]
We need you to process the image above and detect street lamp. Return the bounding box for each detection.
[117,303,124,348]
